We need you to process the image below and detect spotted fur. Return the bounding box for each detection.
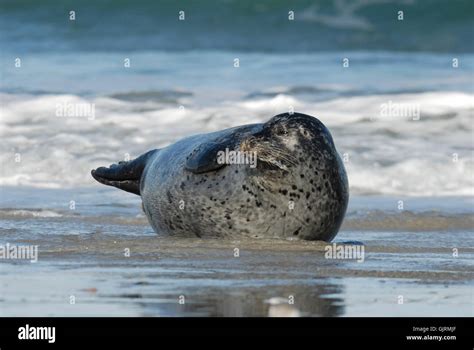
[92,113,349,241]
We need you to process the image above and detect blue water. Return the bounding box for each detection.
[1,51,474,99]
[1,0,473,52]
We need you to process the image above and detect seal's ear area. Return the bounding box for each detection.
[91,149,158,195]
[185,141,230,174]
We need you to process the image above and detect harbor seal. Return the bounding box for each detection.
[91,112,348,241]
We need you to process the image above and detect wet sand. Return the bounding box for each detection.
[0,187,472,317]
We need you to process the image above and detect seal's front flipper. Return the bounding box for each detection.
[185,124,261,174]
[91,149,158,195]
[184,141,229,174]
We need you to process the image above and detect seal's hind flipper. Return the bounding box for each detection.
[91,149,158,195]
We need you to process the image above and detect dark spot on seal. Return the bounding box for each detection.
[293,227,302,236]
[292,185,297,190]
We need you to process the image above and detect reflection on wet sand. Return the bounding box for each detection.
[0,214,472,317]
[126,282,344,317]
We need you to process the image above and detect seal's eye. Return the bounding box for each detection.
[275,126,288,136]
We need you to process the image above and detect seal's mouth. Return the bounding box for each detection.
[240,136,297,172]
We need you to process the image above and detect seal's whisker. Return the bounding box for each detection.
[257,146,298,167]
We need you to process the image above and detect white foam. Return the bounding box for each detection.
[0,209,63,218]
[1,91,473,196]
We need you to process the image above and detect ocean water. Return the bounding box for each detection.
[1,0,473,52]
[0,0,473,316]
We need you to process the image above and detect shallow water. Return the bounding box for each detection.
[0,187,472,316]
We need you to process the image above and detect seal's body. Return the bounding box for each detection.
[92,113,348,241]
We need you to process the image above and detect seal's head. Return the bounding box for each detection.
[238,112,348,241]
[241,112,339,175]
